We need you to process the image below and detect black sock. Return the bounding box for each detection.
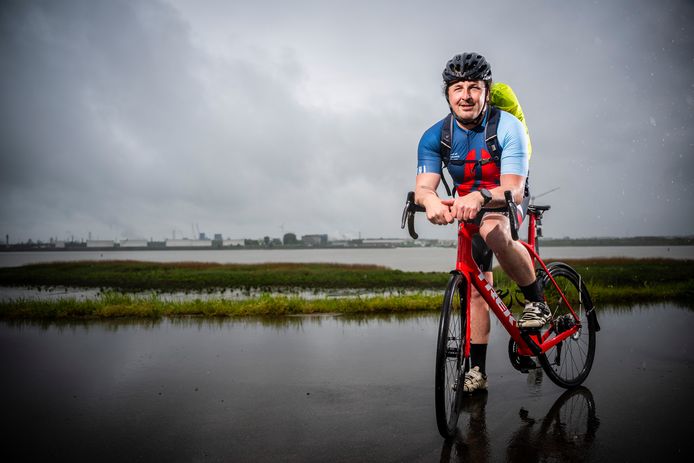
[470,344,487,375]
[519,279,544,303]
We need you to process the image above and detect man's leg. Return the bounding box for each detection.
[480,214,550,329]
[470,273,491,372]
[465,234,493,393]
[465,283,491,392]
[479,214,534,285]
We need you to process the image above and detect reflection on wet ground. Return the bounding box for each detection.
[1,304,693,462]
[441,387,599,462]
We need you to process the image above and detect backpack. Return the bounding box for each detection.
[438,82,531,197]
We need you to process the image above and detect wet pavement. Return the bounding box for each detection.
[1,303,693,462]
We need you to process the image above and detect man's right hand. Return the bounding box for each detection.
[423,197,454,225]
[415,173,454,225]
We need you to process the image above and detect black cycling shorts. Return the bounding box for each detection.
[472,233,494,273]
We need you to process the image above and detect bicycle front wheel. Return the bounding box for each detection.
[537,263,597,388]
[435,272,468,438]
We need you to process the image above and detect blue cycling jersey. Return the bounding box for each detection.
[417,109,529,194]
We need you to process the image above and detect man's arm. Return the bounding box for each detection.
[415,173,453,225]
[493,174,526,205]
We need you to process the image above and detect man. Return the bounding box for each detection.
[415,52,550,392]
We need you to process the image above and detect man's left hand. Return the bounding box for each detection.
[449,192,484,221]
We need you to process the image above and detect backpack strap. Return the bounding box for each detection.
[484,106,502,165]
[439,113,454,196]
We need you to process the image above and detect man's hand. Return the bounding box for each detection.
[415,173,455,225]
[423,196,454,225]
[450,191,485,222]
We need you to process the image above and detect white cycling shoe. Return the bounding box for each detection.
[463,366,488,393]
[518,301,551,329]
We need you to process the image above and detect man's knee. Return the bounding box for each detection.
[480,218,512,252]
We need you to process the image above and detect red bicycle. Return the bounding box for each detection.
[401,191,600,438]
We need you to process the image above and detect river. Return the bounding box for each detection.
[2,303,692,462]
[1,245,692,271]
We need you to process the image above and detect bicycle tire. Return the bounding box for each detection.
[540,386,600,443]
[435,272,468,438]
[535,263,597,388]
[535,386,600,461]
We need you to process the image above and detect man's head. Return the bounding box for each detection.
[442,52,492,126]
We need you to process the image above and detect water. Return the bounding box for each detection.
[0,285,437,303]
[2,304,693,462]
[1,245,692,271]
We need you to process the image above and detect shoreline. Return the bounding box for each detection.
[2,243,694,253]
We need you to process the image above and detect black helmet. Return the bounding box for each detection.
[442,52,492,84]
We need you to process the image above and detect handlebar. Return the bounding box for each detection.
[400,190,520,241]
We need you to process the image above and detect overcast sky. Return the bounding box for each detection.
[1,0,692,242]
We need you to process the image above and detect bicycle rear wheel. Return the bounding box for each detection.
[435,273,468,438]
[536,263,597,388]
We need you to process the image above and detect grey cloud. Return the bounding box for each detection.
[1,0,692,243]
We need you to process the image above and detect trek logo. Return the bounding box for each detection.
[478,272,516,327]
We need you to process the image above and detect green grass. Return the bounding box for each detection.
[0,292,441,320]
[1,258,692,319]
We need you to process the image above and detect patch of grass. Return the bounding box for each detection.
[0,292,442,320]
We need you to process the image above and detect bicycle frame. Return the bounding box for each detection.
[454,213,582,360]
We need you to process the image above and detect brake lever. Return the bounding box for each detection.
[504,190,519,241]
[400,192,413,230]
[401,191,423,240]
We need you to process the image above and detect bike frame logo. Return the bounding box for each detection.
[477,272,516,327]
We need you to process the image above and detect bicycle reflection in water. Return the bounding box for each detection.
[439,385,600,463]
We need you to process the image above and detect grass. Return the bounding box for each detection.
[0,258,692,319]
[0,292,441,319]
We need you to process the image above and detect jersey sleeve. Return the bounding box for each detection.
[497,111,530,176]
[416,120,444,176]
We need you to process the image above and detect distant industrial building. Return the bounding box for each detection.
[86,240,115,248]
[283,233,298,245]
[165,239,212,248]
[120,239,148,248]
[301,234,328,246]
[361,238,408,247]
[223,239,245,247]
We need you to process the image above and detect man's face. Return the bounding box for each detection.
[447,80,488,124]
